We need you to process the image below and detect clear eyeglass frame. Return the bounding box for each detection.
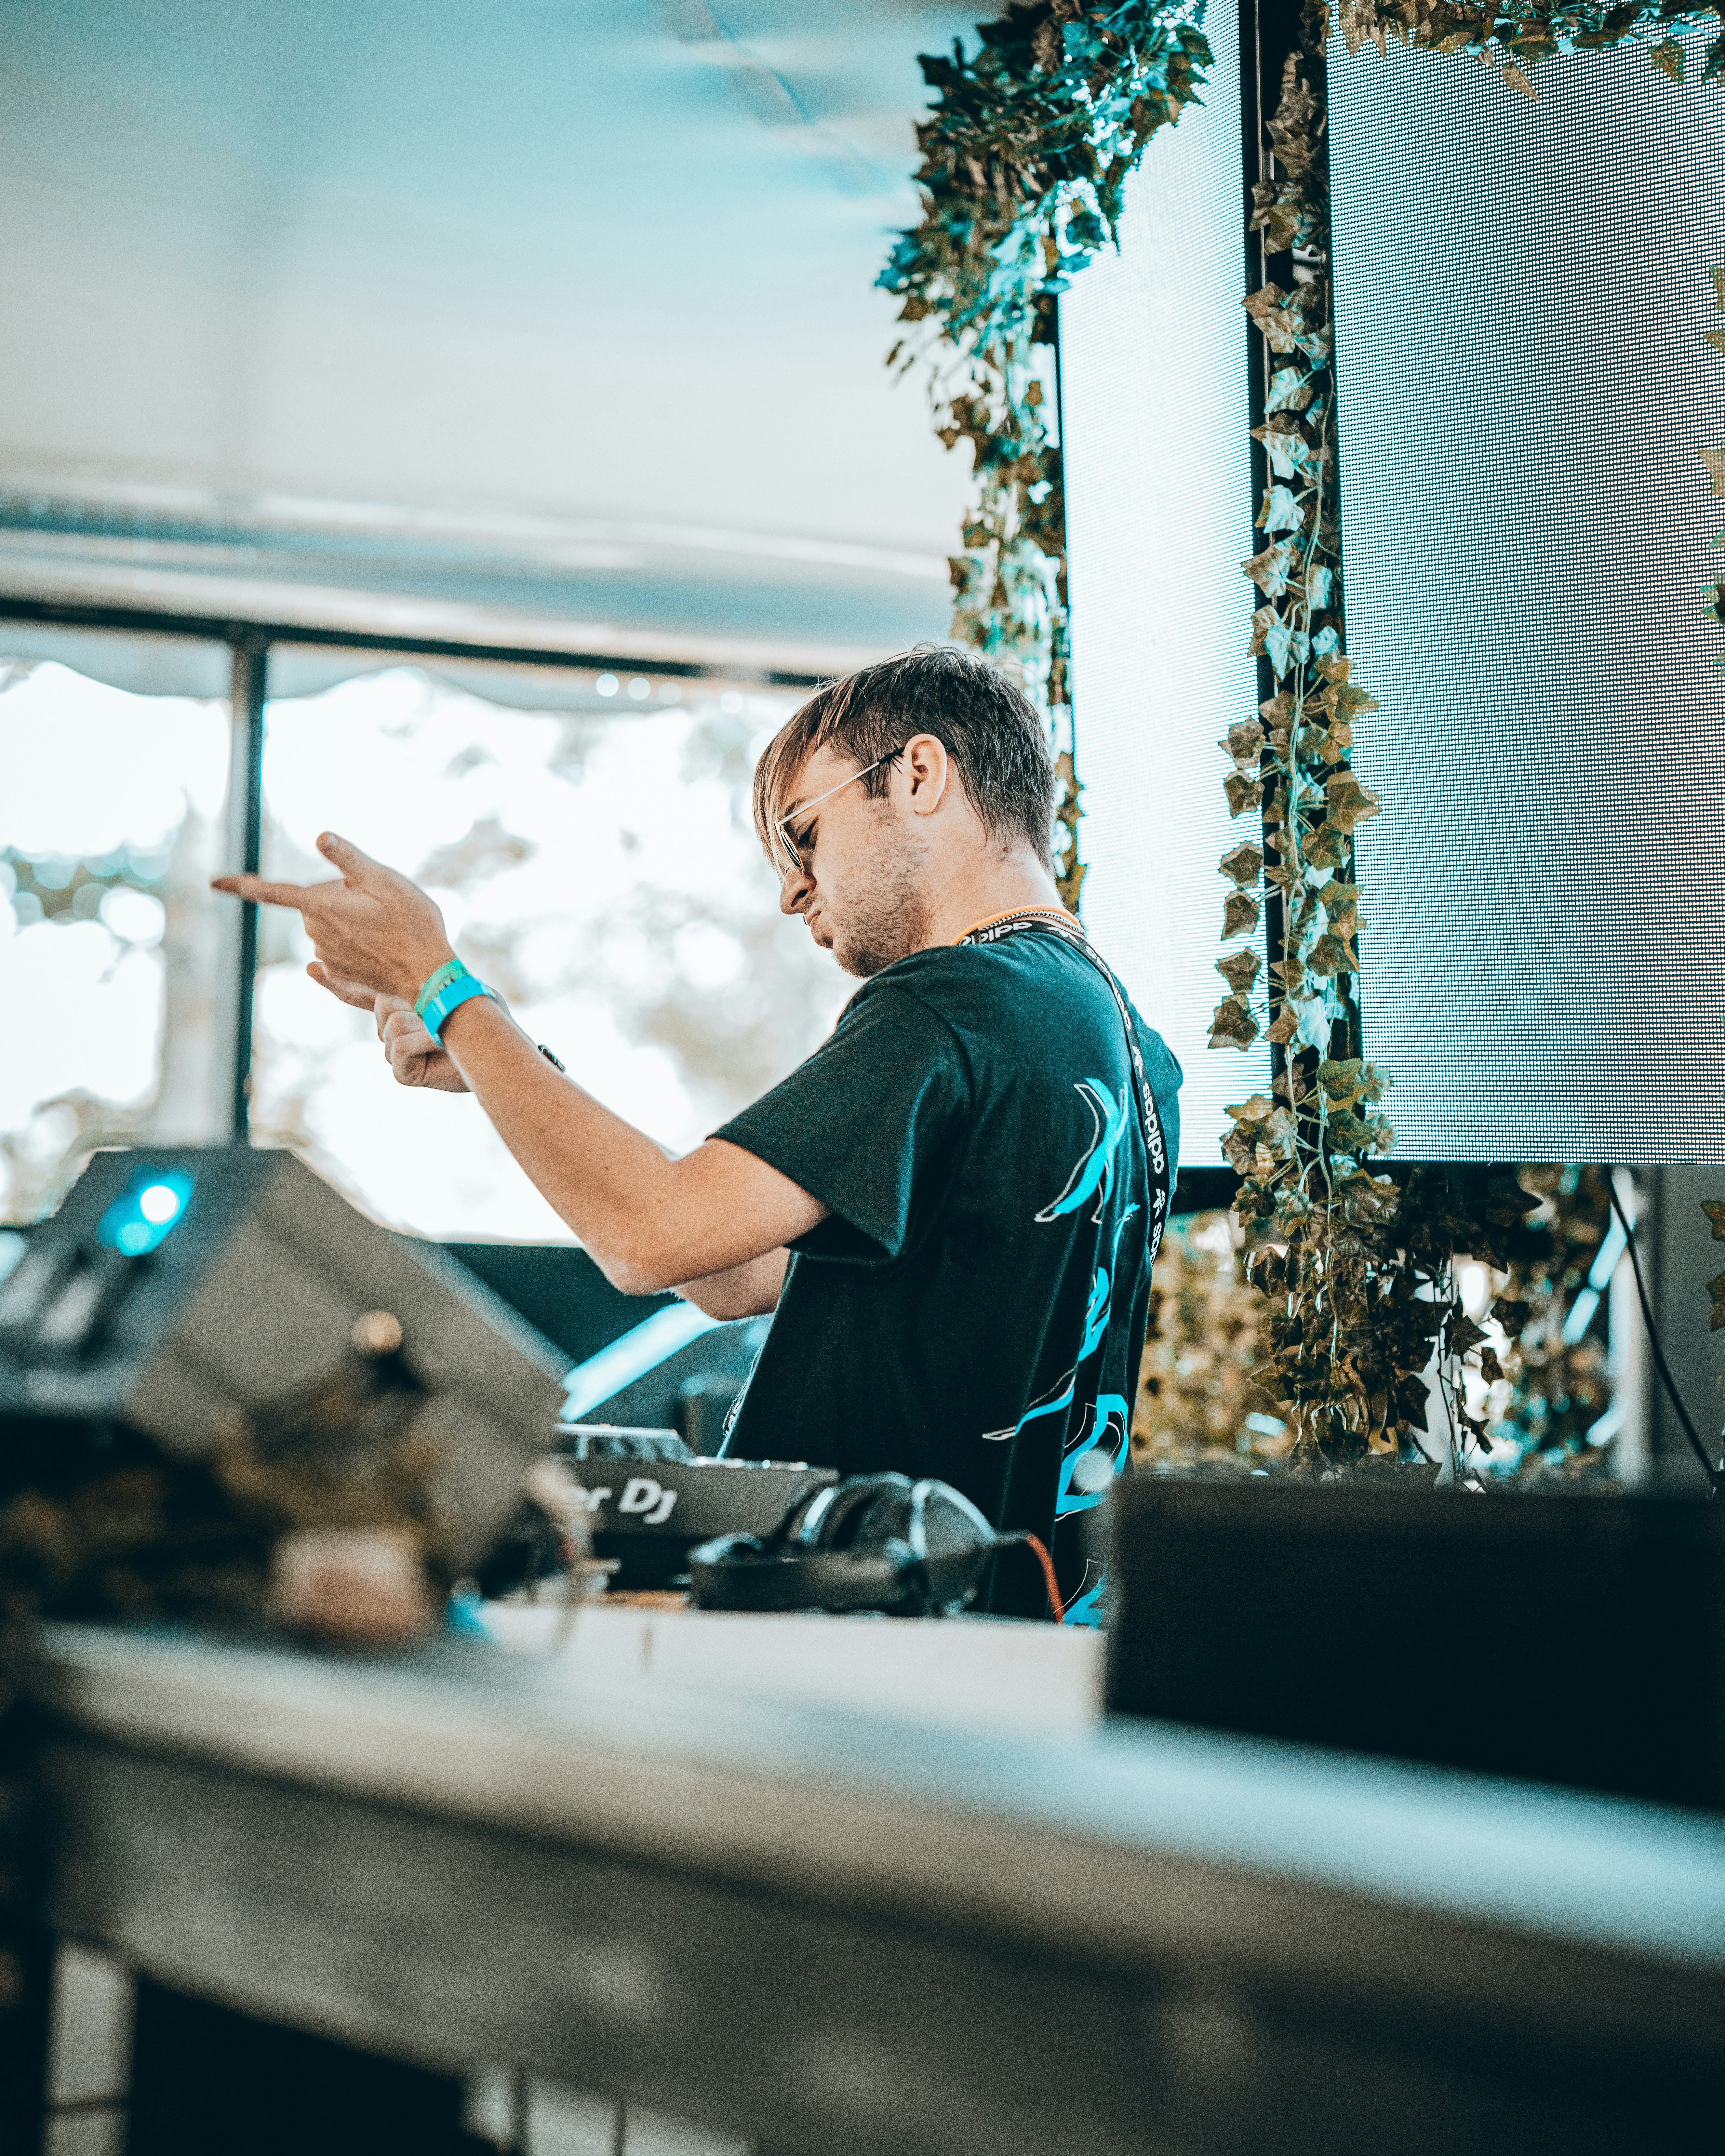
[771,752,898,881]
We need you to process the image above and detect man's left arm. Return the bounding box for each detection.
[672,1249,788,1320]
[214,834,826,1295]
[431,994,818,1293]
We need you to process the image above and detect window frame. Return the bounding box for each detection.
[0,596,822,1140]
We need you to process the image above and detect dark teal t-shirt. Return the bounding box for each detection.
[712,930,1181,1625]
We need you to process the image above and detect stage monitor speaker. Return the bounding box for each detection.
[1106,1475,1725,1811]
[1329,29,1725,1162]
[0,1145,567,1571]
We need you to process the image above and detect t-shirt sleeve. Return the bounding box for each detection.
[712,983,971,1265]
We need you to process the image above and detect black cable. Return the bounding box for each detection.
[1608,1183,1724,1497]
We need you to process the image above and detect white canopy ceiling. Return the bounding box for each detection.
[0,0,979,675]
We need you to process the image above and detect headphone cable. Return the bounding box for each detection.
[1018,1532,1066,1623]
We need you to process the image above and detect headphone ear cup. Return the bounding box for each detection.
[689,1473,1000,1617]
[687,1535,909,1613]
[793,1474,912,1552]
[785,1544,910,1610]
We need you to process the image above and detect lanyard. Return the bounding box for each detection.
[956,909,1171,1262]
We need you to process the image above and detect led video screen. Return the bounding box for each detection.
[1329,31,1725,1162]
[1059,0,1266,1175]
[1066,22,1725,1171]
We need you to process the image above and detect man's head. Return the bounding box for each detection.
[752,645,1057,978]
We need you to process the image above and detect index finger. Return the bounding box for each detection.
[210,872,324,908]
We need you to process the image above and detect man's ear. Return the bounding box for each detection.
[901,733,951,818]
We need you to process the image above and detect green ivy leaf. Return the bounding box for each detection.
[1224,770,1264,817]
[1317,1056,1366,1107]
[1326,1106,1373,1153]
[1219,840,1264,887]
[1250,179,1310,254]
[1319,879,1360,930]
[1258,485,1305,533]
[1306,931,1358,977]
[1295,318,1333,366]
[1304,823,1350,871]
[1446,1309,1490,1356]
[1265,366,1313,414]
[1209,995,1262,1051]
[1220,718,1267,765]
[1242,542,1295,597]
[1222,888,1261,938]
[1243,283,1301,351]
[1252,417,1313,478]
[1263,617,1309,677]
[1217,946,1262,994]
[1324,773,1381,833]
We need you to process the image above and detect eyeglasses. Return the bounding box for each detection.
[771,752,898,881]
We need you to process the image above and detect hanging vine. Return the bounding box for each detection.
[879,0,1212,906]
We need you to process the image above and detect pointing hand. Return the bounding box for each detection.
[213,832,453,1005]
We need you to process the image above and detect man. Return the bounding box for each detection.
[215,645,1180,1622]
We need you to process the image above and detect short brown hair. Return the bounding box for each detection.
[752,644,1057,869]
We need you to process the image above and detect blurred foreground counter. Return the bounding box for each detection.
[20,1610,1725,2156]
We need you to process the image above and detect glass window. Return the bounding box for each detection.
[251,659,845,1240]
[0,638,234,1221]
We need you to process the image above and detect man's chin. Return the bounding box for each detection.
[831,932,896,980]
[824,905,929,979]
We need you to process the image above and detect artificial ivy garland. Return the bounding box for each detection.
[886,0,1714,1473]
[878,0,1212,907]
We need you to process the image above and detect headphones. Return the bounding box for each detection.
[688,1471,1022,1617]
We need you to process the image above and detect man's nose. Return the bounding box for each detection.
[779,864,814,916]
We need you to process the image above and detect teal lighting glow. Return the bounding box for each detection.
[560,1302,721,1420]
[98,1167,194,1257]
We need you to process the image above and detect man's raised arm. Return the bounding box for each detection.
[213,833,826,1298]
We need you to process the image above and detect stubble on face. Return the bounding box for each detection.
[824,804,932,978]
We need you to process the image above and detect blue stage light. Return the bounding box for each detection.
[98,1167,194,1258]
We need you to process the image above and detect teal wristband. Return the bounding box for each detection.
[414,959,465,1019]
[420,971,492,1044]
